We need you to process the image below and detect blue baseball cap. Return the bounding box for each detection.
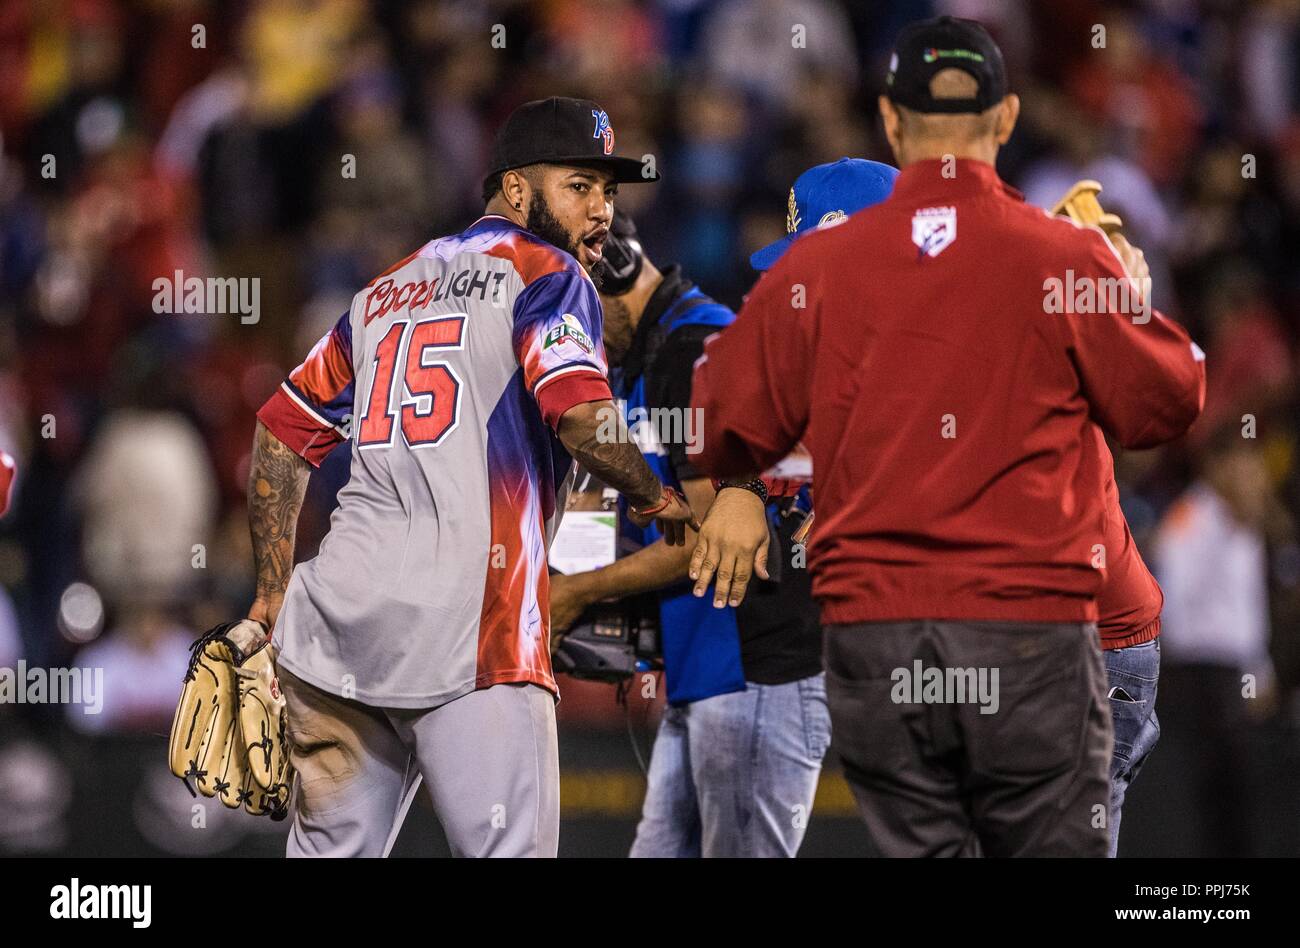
[750,158,899,271]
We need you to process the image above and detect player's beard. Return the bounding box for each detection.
[525,191,605,290]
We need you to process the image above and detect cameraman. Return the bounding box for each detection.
[549,183,883,856]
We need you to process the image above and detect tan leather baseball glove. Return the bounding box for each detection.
[168,618,294,820]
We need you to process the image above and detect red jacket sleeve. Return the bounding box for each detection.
[1063,230,1206,449]
[691,260,815,478]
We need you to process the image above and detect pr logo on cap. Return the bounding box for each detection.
[591,110,615,156]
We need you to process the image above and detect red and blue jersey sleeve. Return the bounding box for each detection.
[512,269,612,430]
[257,311,355,467]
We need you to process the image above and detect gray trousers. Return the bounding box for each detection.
[824,620,1113,857]
[279,668,559,857]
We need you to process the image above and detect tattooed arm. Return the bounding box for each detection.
[246,419,312,631]
[555,399,699,545]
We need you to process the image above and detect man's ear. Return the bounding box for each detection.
[502,168,532,212]
[995,94,1020,145]
[879,95,902,154]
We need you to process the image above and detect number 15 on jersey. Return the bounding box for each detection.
[357,314,466,449]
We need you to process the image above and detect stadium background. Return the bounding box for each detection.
[0,0,1298,856]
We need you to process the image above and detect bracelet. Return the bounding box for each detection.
[631,486,677,516]
[718,476,769,504]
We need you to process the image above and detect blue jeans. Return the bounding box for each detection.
[1105,639,1161,858]
[630,673,832,857]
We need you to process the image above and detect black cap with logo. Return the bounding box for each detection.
[485,96,659,184]
[885,16,1007,114]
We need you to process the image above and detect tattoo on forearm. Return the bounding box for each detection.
[247,421,311,600]
[572,438,660,508]
[562,408,660,509]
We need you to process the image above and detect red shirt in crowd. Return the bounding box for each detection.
[692,158,1204,627]
[0,450,13,516]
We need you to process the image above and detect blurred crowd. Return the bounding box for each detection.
[1,0,1299,854]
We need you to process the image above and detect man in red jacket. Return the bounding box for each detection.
[689,16,1204,856]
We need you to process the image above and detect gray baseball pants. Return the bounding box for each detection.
[278,668,559,857]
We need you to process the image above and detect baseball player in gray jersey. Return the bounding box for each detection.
[240,98,697,856]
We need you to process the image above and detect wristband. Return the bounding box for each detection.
[632,486,679,517]
[717,476,769,504]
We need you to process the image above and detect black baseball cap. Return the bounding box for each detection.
[885,16,1007,114]
[485,96,659,184]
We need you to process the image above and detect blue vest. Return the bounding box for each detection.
[611,286,747,705]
